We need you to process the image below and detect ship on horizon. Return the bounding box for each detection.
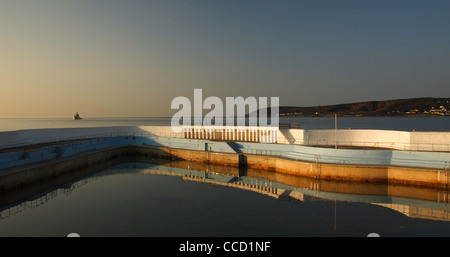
[73,112,83,120]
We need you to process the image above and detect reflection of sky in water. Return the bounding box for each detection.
[1,162,450,237]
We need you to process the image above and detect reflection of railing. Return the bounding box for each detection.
[0,174,103,220]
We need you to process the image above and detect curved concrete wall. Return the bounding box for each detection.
[0,135,239,171]
[237,141,450,169]
[284,128,450,151]
[1,126,450,171]
[0,126,184,149]
[2,126,450,151]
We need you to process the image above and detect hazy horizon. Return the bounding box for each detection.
[1,0,449,118]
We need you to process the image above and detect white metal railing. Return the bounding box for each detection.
[276,138,450,152]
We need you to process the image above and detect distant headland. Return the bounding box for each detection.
[278,97,450,117]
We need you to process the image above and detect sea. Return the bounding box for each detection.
[0,116,449,132]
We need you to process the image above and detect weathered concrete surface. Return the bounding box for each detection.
[243,153,450,189]
[1,144,450,193]
[0,146,238,193]
[0,146,130,192]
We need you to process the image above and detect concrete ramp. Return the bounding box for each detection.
[279,128,295,144]
[226,142,243,153]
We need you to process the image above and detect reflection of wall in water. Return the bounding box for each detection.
[2,162,450,222]
[375,203,450,221]
[0,174,102,220]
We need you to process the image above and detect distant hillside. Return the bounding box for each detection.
[276,97,450,117]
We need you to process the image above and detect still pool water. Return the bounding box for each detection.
[1,161,450,237]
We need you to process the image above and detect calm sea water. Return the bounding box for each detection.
[0,116,449,132]
[0,161,449,237]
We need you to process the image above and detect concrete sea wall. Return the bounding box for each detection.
[283,129,450,151]
[2,142,450,192]
[1,126,450,192]
[243,154,450,188]
[0,145,238,192]
[2,132,450,171]
[2,125,450,151]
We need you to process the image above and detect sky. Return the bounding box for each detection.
[0,0,449,118]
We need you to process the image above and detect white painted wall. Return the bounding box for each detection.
[1,125,450,152]
[286,129,450,151]
[301,129,410,150]
[410,132,450,151]
[0,126,184,149]
[138,126,184,138]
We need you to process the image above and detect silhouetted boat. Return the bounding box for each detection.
[73,112,83,120]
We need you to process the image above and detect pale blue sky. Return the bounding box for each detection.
[1,0,449,117]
